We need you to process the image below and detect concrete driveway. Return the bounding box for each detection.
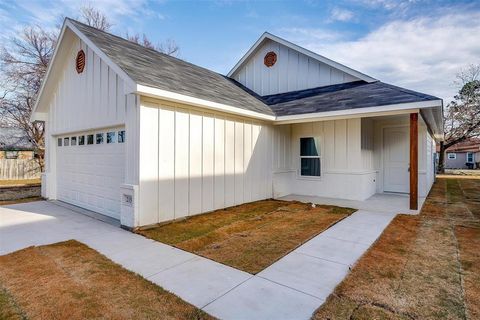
[1,201,396,320]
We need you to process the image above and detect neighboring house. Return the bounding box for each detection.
[31,19,443,228]
[0,127,35,160]
[438,139,480,169]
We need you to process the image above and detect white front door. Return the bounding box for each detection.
[383,127,409,193]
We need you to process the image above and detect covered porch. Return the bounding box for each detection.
[271,109,441,212]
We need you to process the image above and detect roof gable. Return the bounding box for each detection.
[228,32,376,96]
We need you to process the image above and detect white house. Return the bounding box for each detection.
[32,19,443,229]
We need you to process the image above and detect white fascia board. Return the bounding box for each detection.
[227,32,377,83]
[31,19,137,123]
[274,100,442,124]
[136,84,276,121]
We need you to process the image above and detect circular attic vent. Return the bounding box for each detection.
[264,51,277,67]
[76,50,86,74]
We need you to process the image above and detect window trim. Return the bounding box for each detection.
[467,152,474,163]
[299,136,322,178]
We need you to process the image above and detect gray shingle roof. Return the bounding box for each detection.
[68,19,440,119]
[0,127,34,150]
[263,81,441,116]
[69,19,275,116]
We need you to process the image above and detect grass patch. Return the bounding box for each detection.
[312,177,480,320]
[0,240,213,320]
[138,200,354,274]
[0,179,40,187]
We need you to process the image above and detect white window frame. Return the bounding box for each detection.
[447,153,456,159]
[299,136,322,178]
[467,152,474,163]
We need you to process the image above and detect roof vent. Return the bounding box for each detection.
[76,50,86,74]
[264,51,277,67]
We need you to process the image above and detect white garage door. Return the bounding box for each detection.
[56,128,125,219]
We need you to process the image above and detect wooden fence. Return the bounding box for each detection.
[0,159,41,180]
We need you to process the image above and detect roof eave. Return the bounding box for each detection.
[274,99,443,125]
[136,84,276,121]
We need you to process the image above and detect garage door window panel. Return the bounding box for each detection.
[71,137,77,146]
[64,137,69,146]
[118,130,125,143]
[87,135,94,145]
[79,136,85,145]
[96,133,104,144]
[107,132,116,144]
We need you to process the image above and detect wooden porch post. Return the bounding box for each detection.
[410,113,418,210]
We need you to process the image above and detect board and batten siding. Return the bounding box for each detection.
[138,98,275,226]
[231,39,359,96]
[48,37,129,135]
[286,119,376,200]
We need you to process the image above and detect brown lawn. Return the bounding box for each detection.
[313,177,480,320]
[138,200,355,274]
[0,240,213,320]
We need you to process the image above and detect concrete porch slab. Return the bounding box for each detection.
[279,193,425,215]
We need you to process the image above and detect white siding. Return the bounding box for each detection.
[232,39,359,96]
[285,119,376,200]
[48,37,128,135]
[372,115,430,197]
[138,98,274,226]
[43,34,135,212]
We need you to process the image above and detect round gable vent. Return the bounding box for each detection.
[76,50,86,74]
[264,51,277,67]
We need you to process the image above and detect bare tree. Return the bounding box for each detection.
[0,26,57,170]
[438,64,480,173]
[80,5,112,31]
[1,5,179,174]
[126,32,180,57]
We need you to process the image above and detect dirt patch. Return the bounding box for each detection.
[313,177,480,320]
[0,240,213,320]
[138,200,355,274]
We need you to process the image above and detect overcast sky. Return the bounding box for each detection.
[2,0,479,102]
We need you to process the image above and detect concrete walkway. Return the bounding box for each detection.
[1,201,396,320]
